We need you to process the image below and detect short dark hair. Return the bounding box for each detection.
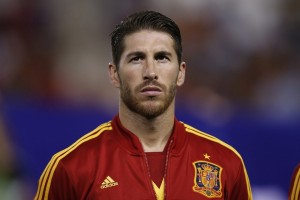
[110,10,182,68]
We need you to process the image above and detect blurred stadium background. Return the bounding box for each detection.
[0,0,299,199]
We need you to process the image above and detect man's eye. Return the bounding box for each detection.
[130,56,143,62]
[156,55,169,62]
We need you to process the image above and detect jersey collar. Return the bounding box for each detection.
[111,114,188,156]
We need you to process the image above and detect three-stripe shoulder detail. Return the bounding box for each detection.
[183,123,241,158]
[34,121,112,200]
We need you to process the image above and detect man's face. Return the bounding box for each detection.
[110,30,186,119]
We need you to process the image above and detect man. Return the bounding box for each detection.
[289,163,300,200]
[34,10,252,199]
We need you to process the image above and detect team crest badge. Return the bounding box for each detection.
[193,161,223,198]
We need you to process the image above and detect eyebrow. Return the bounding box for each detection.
[125,51,145,59]
[154,50,172,57]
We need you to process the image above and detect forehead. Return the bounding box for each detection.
[122,30,175,53]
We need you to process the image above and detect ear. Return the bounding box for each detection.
[177,61,186,86]
[108,63,120,88]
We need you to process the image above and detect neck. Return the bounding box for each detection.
[119,102,175,152]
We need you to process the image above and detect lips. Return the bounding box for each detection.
[140,85,162,96]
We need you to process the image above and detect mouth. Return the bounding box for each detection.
[140,86,162,96]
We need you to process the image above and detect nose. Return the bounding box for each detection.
[149,72,157,79]
[143,60,158,80]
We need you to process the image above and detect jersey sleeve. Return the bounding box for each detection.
[228,159,252,200]
[34,160,76,200]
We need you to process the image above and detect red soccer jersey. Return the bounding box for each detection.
[34,115,252,200]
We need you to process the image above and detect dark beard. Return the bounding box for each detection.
[120,80,177,119]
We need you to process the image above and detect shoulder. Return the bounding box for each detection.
[180,121,243,161]
[35,121,114,199]
[52,121,113,164]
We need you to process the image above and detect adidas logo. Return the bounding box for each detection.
[101,176,118,189]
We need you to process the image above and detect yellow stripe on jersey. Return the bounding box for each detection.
[183,123,253,200]
[35,122,112,200]
[290,167,300,200]
[152,179,165,200]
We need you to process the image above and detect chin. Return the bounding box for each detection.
[137,103,167,118]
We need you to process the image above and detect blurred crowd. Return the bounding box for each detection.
[0,0,299,199]
[1,0,299,122]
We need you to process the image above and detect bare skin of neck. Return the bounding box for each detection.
[119,101,175,152]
